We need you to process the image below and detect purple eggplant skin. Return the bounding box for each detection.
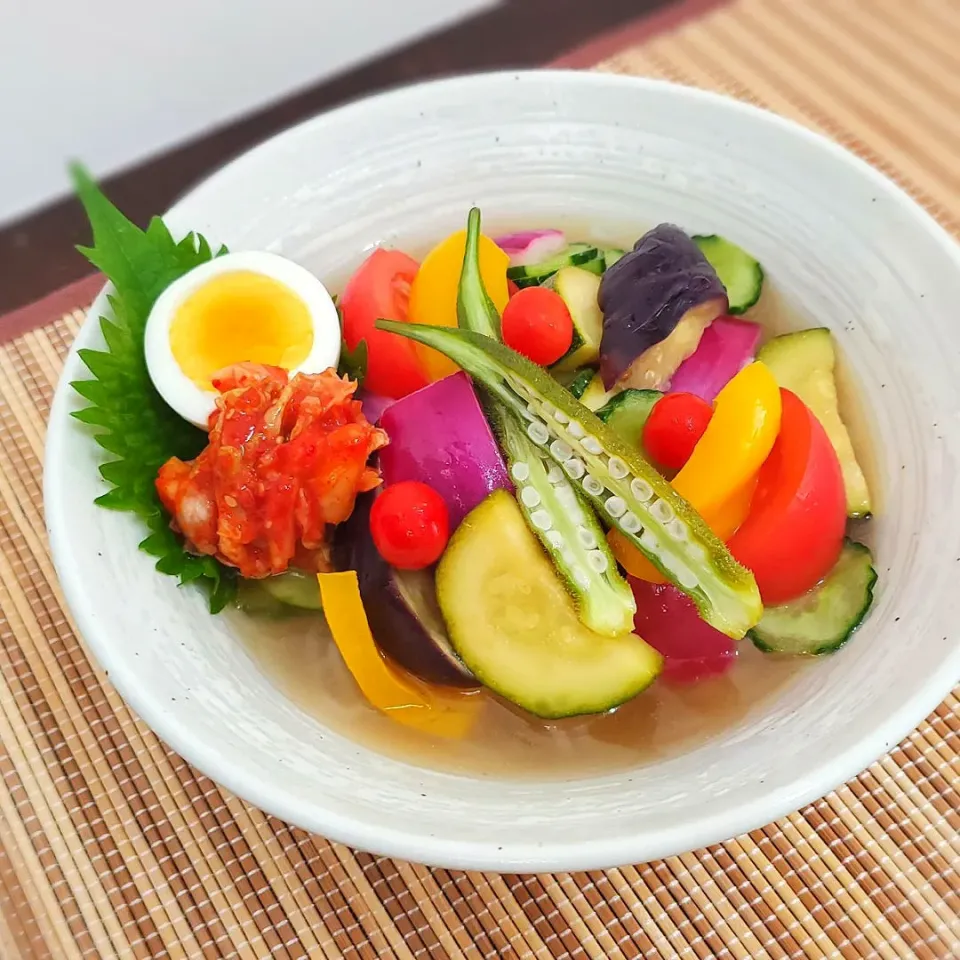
[333,494,479,688]
[598,224,728,390]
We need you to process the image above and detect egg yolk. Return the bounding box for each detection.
[170,271,314,388]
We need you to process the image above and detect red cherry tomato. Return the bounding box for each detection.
[642,392,713,472]
[728,389,846,605]
[500,287,574,366]
[339,249,429,399]
[370,481,450,570]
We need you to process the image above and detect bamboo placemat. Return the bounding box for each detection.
[2,0,960,956]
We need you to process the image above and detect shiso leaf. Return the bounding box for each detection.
[69,163,236,612]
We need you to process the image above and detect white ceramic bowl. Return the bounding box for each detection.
[45,71,960,871]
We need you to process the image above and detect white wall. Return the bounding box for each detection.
[0,0,495,225]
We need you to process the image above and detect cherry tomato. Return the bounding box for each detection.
[339,249,429,399]
[642,392,713,472]
[370,481,450,570]
[500,287,574,366]
[728,389,846,605]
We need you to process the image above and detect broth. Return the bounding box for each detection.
[235,237,876,780]
[233,609,809,779]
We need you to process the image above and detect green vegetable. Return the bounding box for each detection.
[566,367,596,400]
[757,328,871,518]
[603,248,627,269]
[579,371,610,411]
[260,570,323,610]
[436,491,663,718]
[375,317,763,639]
[235,580,310,619]
[552,266,604,373]
[750,541,877,655]
[692,234,764,315]
[596,389,662,448]
[507,242,601,288]
[458,208,635,636]
[69,165,237,612]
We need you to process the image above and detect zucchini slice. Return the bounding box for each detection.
[261,569,324,610]
[436,491,662,718]
[750,540,877,655]
[758,328,872,518]
[596,389,662,448]
[552,266,604,373]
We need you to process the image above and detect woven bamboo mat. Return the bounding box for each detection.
[2,0,960,956]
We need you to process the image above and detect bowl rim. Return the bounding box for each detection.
[44,68,960,871]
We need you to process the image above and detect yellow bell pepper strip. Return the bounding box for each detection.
[317,572,480,739]
[612,362,781,583]
[671,361,782,517]
[408,229,510,381]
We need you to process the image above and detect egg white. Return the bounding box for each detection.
[144,251,341,428]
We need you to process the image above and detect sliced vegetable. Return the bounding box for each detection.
[630,578,737,683]
[595,389,661,449]
[750,540,876,655]
[378,371,511,530]
[235,579,306,618]
[552,266,604,372]
[667,315,761,403]
[501,286,574,366]
[757,328,872,517]
[340,249,428,398]
[457,207,635,637]
[376,318,762,639]
[494,229,567,267]
[672,362,782,524]
[409,228,510,381]
[579,371,610,411]
[318,571,480,736]
[729,388,846,605]
[642,392,713,473]
[598,224,728,390]
[261,570,323,610]
[507,242,602,288]
[357,390,394,425]
[692,234,764,315]
[436,491,662,718]
[334,496,477,687]
[370,481,450,570]
[603,248,626,269]
[566,367,596,400]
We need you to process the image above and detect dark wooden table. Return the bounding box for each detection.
[0,0,674,314]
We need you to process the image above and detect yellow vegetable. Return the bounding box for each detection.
[612,362,781,584]
[409,229,510,380]
[317,572,480,739]
[672,362,781,516]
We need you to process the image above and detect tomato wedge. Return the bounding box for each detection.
[728,388,846,605]
[339,249,429,398]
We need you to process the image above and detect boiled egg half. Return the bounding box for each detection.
[144,251,341,428]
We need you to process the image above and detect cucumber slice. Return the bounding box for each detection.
[508,243,601,288]
[261,570,323,610]
[566,367,596,400]
[235,579,309,618]
[750,540,877,655]
[758,328,872,518]
[552,266,603,373]
[436,491,662,718]
[693,234,764,315]
[604,248,627,269]
[596,389,662,448]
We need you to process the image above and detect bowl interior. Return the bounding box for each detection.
[45,71,960,871]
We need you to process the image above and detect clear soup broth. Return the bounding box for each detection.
[234,235,878,780]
